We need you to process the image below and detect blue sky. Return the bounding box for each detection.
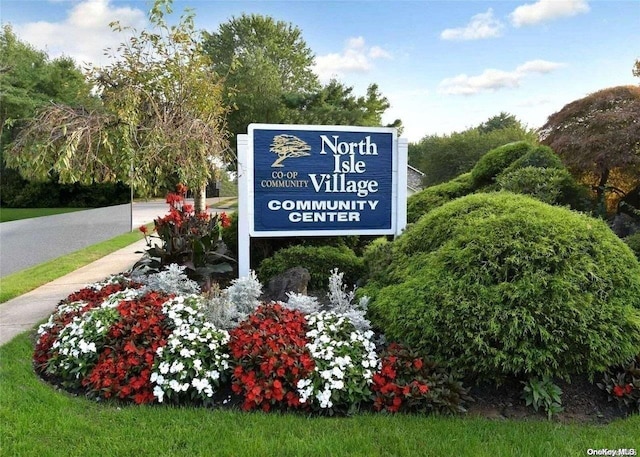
[1,0,638,141]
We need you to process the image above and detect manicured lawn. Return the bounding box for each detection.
[0,207,86,223]
[0,227,148,303]
[0,332,638,457]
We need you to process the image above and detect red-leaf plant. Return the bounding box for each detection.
[372,343,472,415]
[33,278,138,371]
[228,302,315,412]
[82,291,173,404]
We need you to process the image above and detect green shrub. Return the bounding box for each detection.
[626,232,640,260]
[0,171,130,208]
[361,236,395,288]
[367,192,640,384]
[407,173,474,223]
[496,167,573,204]
[258,245,364,290]
[470,141,533,187]
[501,145,564,174]
[497,166,593,211]
[222,211,372,274]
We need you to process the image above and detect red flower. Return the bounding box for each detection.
[82,291,172,404]
[613,385,625,397]
[372,343,439,414]
[219,212,231,229]
[139,225,148,235]
[624,384,634,395]
[165,192,183,207]
[33,281,141,373]
[176,183,188,195]
[229,303,314,412]
[182,204,194,214]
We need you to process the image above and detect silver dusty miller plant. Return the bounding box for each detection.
[203,270,262,330]
[326,268,371,332]
[133,264,201,296]
[284,292,321,315]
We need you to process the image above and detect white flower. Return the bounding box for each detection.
[153,386,164,403]
[317,390,333,409]
[170,361,185,374]
[331,366,345,379]
[158,362,170,375]
[320,370,333,380]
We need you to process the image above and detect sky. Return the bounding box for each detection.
[1,0,639,142]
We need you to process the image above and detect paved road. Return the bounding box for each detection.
[0,198,236,277]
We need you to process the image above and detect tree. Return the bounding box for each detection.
[476,112,522,134]
[1,25,100,207]
[284,79,402,130]
[539,85,640,213]
[634,59,640,78]
[0,25,95,143]
[409,118,537,187]
[202,14,319,140]
[6,0,230,211]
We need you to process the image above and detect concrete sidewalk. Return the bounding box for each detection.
[0,196,237,346]
[0,238,147,346]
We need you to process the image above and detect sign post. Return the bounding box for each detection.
[237,124,407,277]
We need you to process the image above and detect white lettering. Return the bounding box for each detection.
[309,173,378,197]
[320,134,378,155]
[289,212,360,223]
[267,200,380,212]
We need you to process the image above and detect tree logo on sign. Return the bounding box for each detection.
[270,134,311,167]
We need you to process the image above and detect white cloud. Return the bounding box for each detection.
[438,59,565,95]
[14,0,147,67]
[313,36,392,81]
[440,9,504,41]
[510,0,590,27]
[369,46,392,60]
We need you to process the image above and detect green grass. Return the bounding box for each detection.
[0,207,86,223]
[0,333,638,457]
[0,228,147,303]
[215,197,238,209]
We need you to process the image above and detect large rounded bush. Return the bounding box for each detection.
[626,232,640,260]
[500,145,564,174]
[367,192,640,383]
[497,166,571,204]
[258,245,364,290]
[470,141,532,187]
[407,173,474,223]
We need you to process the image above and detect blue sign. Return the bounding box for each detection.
[249,124,398,236]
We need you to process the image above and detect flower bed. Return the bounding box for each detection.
[33,268,473,415]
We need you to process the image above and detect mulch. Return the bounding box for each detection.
[466,376,631,424]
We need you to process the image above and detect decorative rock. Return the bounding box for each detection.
[264,267,311,302]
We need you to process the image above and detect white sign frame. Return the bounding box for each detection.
[237,123,408,277]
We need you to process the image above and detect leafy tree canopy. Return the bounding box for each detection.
[6,0,230,208]
[476,111,523,134]
[202,14,319,137]
[0,25,95,142]
[409,114,536,187]
[203,14,401,142]
[284,80,401,130]
[539,85,640,212]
